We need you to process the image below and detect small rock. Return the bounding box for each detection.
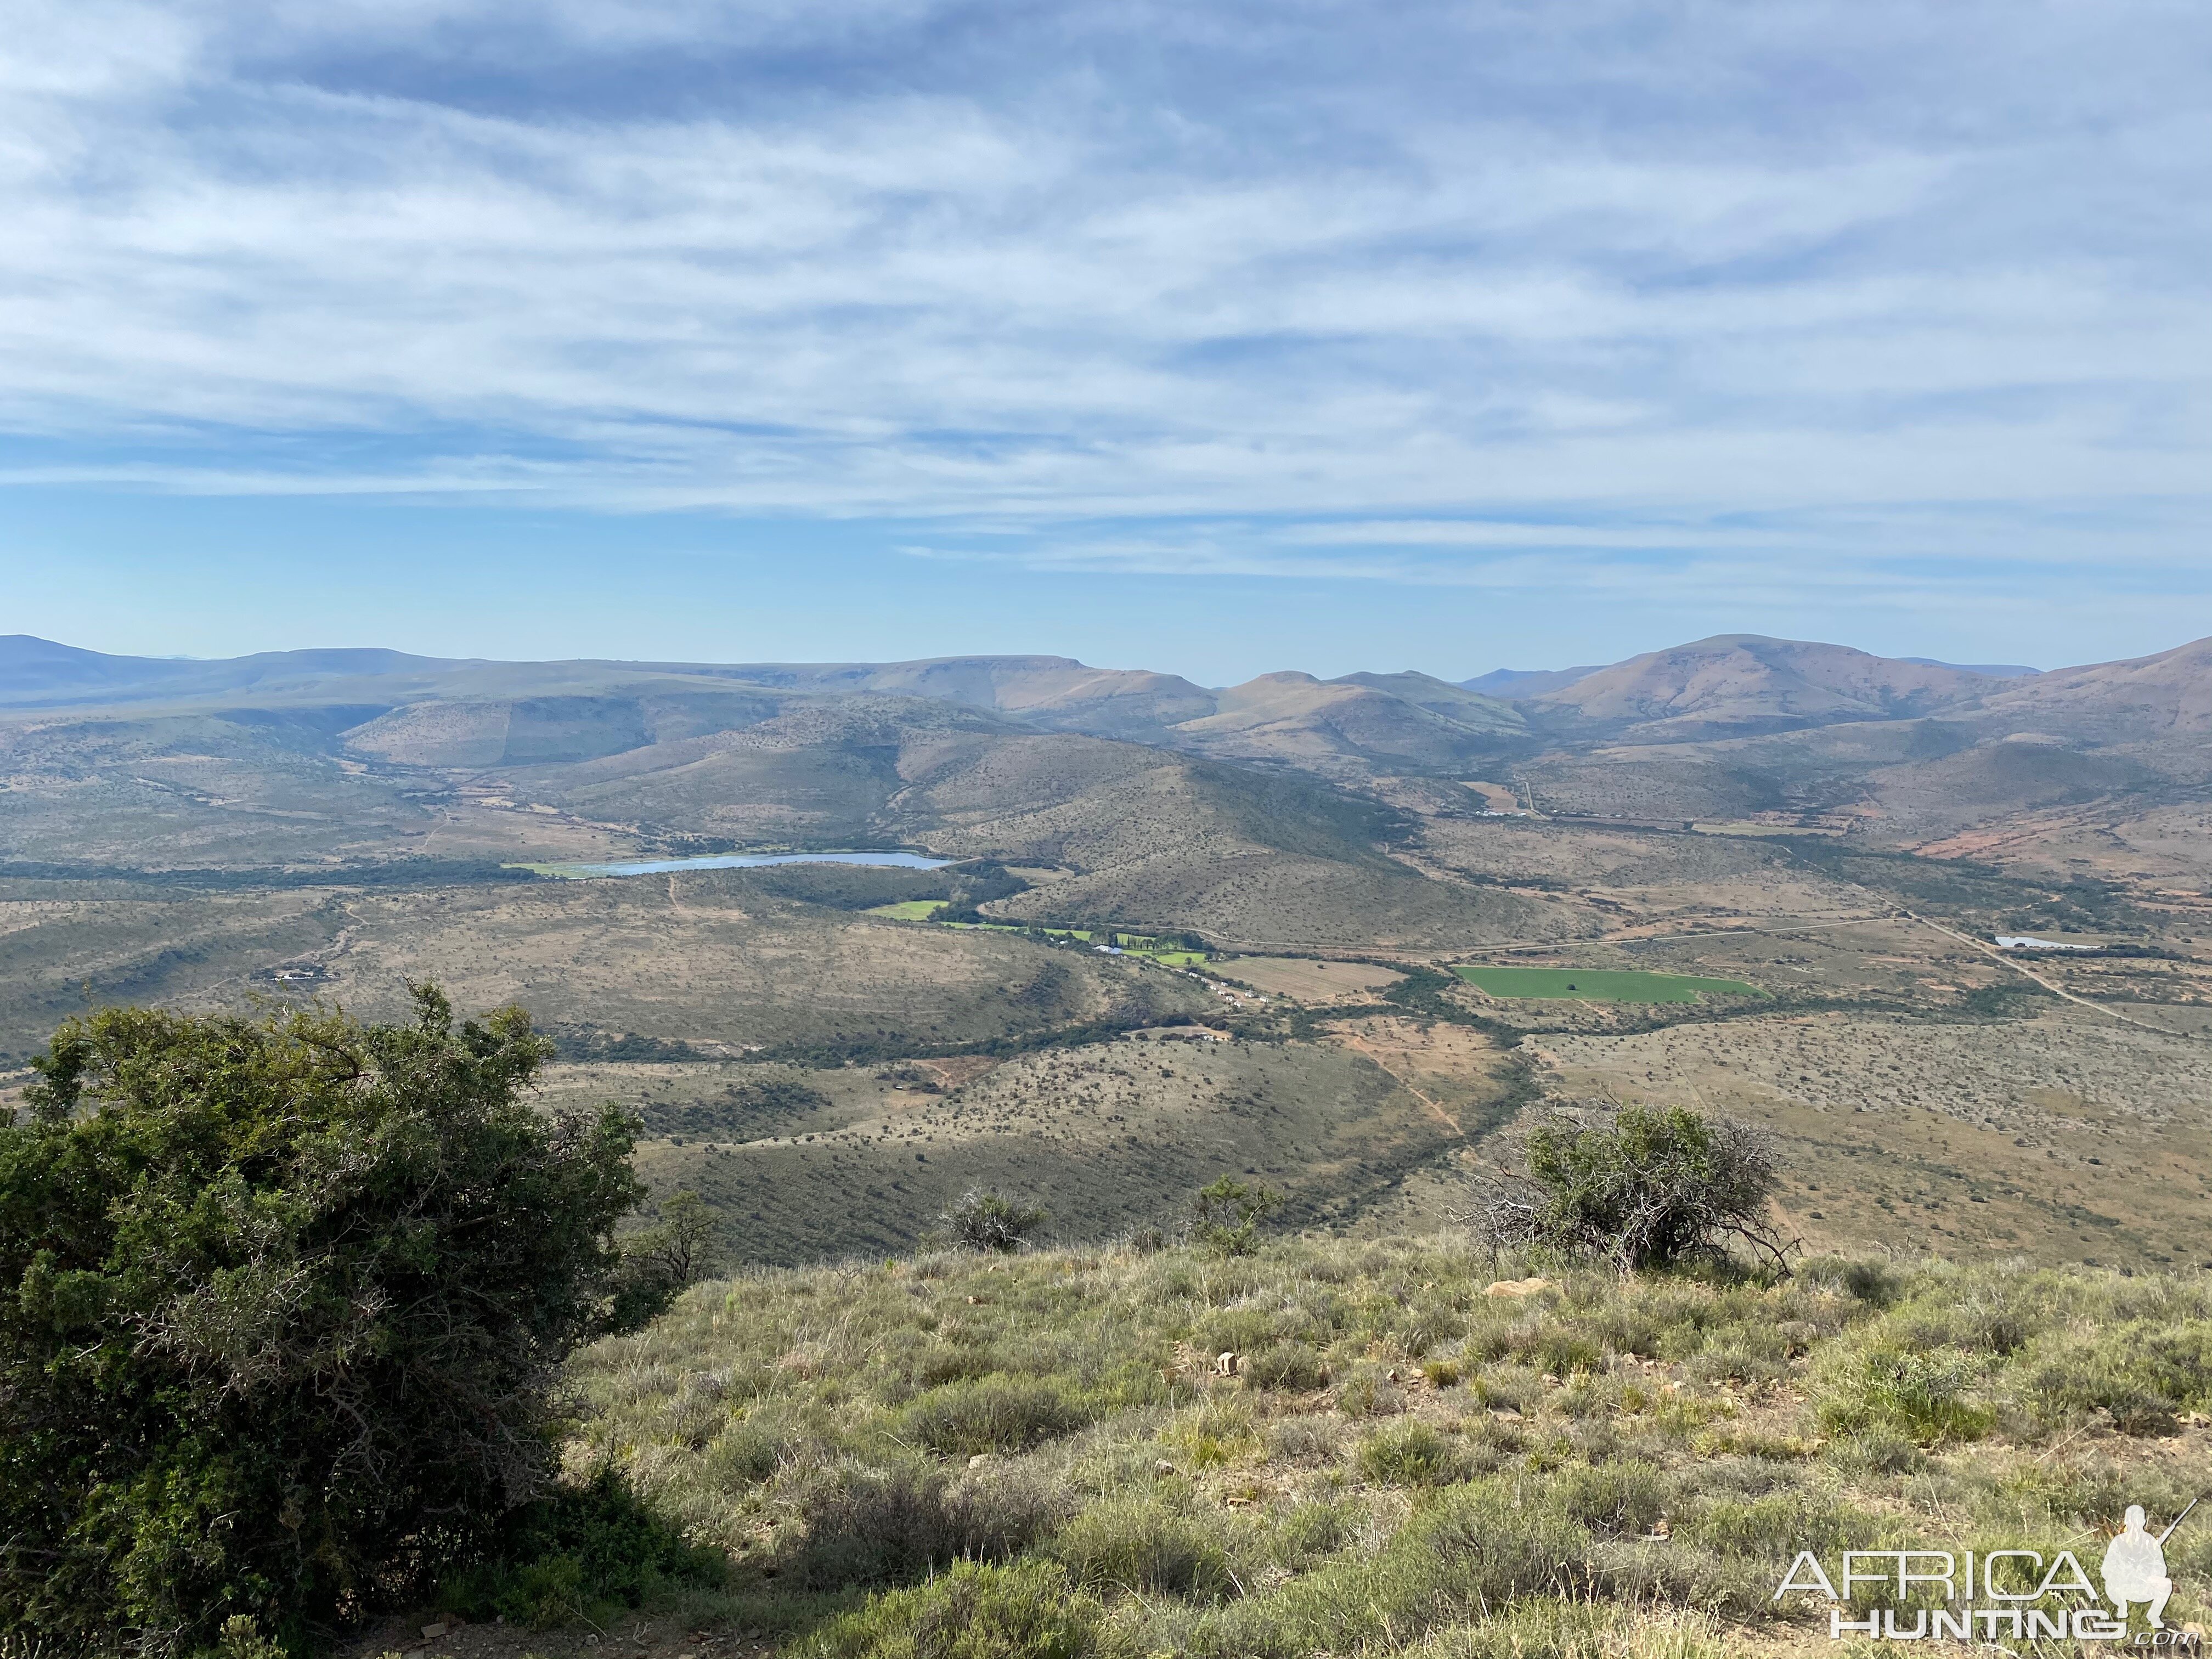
[1490,1407,1523,1422]
[1154,1458,1179,1477]
[422,1626,448,1642]
[1542,1373,1561,1387]
[968,1452,994,1468]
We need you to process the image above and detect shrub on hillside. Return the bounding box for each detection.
[1816,1346,1995,1444]
[2019,1317,2212,1435]
[1052,1493,1234,1598]
[1243,1340,1329,1391]
[0,988,661,1655]
[1466,1106,1788,1273]
[1356,1420,1470,1488]
[801,1559,1101,1659]
[798,1464,1070,1589]
[935,1187,1048,1253]
[1192,1176,1283,1258]
[898,1376,1091,1456]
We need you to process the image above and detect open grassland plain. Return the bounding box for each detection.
[358,1237,2212,1659]
[1452,966,1764,1003]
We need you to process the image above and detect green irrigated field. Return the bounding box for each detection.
[1452,965,1762,1002]
[866,899,948,919]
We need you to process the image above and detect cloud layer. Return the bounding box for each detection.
[2,0,2207,596]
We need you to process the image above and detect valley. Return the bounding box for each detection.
[4,628,2210,1274]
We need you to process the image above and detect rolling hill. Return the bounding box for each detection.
[1526,634,2011,738]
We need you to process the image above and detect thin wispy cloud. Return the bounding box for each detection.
[0,0,2205,603]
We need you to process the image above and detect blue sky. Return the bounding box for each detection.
[1,0,2207,682]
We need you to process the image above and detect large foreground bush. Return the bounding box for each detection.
[0,988,657,1655]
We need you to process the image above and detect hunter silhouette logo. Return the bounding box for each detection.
[1774,1498,2201,1643]
[2106,1500,2191,1629]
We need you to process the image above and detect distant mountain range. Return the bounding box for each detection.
[4,629,2207,783]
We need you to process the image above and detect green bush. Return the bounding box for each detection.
[1206,1480,1594,1655]
[1244,1340,1329,1391]
[802,1559,1101,1659]
[1822,1427,1925,1477]
[1475,1107,1786,1273]
[1192,1176,1283,1258]
[0,989,653,1655]
[1334,1367,1406,1418]
[2018,1318,2212,1435]
[935,1188,1048,1254]
[704,1410,795,1483]
[435,1465,726,1627]
[1819,1347,1994,1444]
[899,1376,1091,1456]
[1553,1461,1666,1538]
[1052,1494,1233,1598]
[1356,1421,1469,1487]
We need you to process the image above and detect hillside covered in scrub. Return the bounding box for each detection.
[461,1235,2212,1657]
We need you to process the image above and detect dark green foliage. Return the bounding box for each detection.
[641,1073,832,1138]
[1475,1106,1787,1273]
[610,1189,724,1326]
[435,1465,726,1627]
[1553,1461,1667,1537]
[1192,1175,1283,1257]
[719,859,1029,919]
[801,1559,1101,1659]
[1958,980,2057,1019]
[554,1028,702,1063]
[0,987,650,1655]
[934,1187,1048,1253]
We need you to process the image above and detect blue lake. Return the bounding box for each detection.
[544,850,956,878]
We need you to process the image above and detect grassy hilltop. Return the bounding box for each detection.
[441,1233,2212,1658]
